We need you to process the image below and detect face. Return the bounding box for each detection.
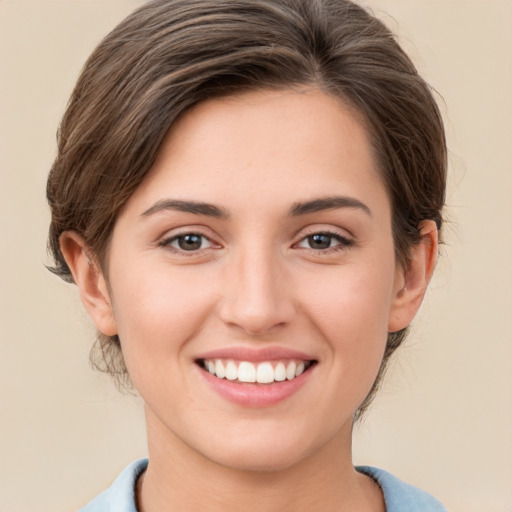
[100,89,406,471]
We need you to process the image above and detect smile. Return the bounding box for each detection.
[195,347,318,406]
[199,359,315,384]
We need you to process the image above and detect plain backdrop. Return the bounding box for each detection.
[1,1,511,511]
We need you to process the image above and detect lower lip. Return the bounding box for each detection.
[197,364,314,408]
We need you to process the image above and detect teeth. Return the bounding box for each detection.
[215,360,226,379]
[286,361,296,380]
[238,361,256,383]
[225,361,238,381]
[203,359,312,384]
[256,362,274,384]
[274,362,286,382]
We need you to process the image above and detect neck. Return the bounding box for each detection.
[137,408,384,512]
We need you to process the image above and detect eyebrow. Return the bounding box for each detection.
[141,195,371,219]
[288,196,372,217]
[141,199,229,218]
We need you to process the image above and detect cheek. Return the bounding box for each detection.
[108,265,216,365]
[298,259,395,365]
[307,266,393,328]
[283,261,395,424]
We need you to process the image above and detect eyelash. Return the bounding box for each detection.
[159,232,218,255]
[159,230,353,256]
[294,230,354,254]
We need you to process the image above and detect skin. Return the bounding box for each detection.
[61,88,438,512]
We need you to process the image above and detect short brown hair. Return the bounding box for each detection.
[47,0,447,417]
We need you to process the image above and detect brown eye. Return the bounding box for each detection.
[307,233,334,250]
[164,233,213,252]
[296,231,353,252]
[178,234,203,250]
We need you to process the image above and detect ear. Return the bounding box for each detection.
[388,220,438,333]
[59,232,118,336]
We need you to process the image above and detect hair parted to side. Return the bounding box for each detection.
[47,0,446,418]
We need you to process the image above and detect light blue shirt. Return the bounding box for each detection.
[80,459,448,511]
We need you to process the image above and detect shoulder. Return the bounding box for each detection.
[357,466,448,512]
[79,459,148,512]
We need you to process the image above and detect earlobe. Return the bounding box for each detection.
[388,220,438,333]
[59,232,118,336]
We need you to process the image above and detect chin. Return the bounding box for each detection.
[194,422,334,474]
[206,443,312,474]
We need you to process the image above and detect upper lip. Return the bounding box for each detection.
[195,346,317,363]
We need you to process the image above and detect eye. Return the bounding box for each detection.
[162,233,215,252]
[296,232,352,251]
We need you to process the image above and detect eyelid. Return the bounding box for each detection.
[294,224,354,242]
[167,234,213,249]
[292,227,355,253]
[158,227,222,254]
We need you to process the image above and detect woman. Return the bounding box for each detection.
[47,0,448,510]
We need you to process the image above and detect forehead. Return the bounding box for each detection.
[124,87,388,218]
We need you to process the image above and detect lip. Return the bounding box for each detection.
[195,346,316,363]
[195,346,317,408]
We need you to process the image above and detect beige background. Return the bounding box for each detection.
[1,1,511,511]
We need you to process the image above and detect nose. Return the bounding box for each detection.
[218,245,295,336]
